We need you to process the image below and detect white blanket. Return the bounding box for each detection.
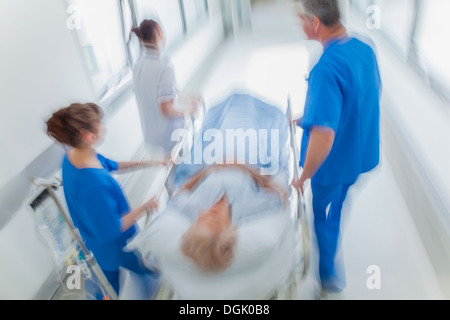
[169,168,285,225]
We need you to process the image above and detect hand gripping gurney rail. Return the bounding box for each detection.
[128,93,310,300]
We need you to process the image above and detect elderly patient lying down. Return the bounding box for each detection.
[169,164,288,272]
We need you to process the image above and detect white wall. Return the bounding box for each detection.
[171,18,224,91]
[0,0,95,300]
[0,0,225,299]
[346,5,450,298]
[0,0,94,186]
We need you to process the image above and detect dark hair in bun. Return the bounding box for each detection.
[131,19,160,43]
[46,103,102,148]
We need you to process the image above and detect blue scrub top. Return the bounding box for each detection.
[299,36,381,186]
[62,153,136,271]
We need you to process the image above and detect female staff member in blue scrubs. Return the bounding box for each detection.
[292,0,381,296]
[46,103,163,298]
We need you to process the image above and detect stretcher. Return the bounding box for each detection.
[127,92,310,300]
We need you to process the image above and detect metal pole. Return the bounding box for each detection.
[287,96,309,279]
[45,183,119,300]
[144,102,205,229]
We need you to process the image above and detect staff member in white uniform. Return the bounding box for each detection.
[131,19,188,158]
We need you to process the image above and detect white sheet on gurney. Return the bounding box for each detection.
[172,168,285,225]
[127,169,296,300]
[173,93,290,189]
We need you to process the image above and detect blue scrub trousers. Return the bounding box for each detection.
[311,179,353,292]
[89,250,159,300]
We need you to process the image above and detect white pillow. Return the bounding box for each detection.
[128,206,290,268]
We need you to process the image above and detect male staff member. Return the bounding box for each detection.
[292,0,381,295]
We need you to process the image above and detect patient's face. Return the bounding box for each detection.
[196,195,231,234]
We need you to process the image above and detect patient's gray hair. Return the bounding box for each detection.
[181,224,237,272]
[298,0,341,26]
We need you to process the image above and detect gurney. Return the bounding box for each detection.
[127,93,309,300]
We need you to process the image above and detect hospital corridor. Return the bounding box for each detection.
[1,0,449,301]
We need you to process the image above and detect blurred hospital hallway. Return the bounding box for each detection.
[2,0,450,300]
